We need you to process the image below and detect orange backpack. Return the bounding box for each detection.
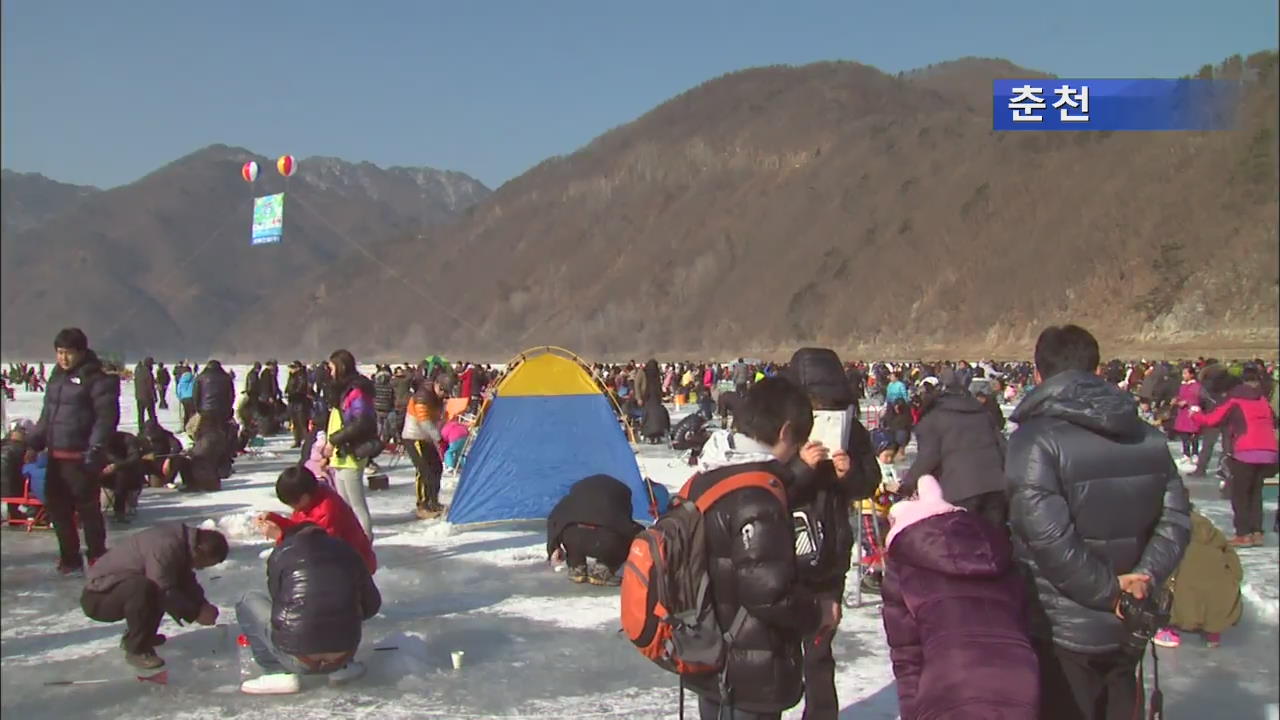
[620,469,787,677]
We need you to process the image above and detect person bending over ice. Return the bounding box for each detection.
[80,523,228,669]
[236,522,382,694]
[546,474,644,585]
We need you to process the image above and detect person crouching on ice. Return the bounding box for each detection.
[81,523,228,670]
[881,476,1038,719]
[546,474,644,586]
[236,522,382,695]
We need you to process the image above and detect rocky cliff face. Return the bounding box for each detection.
[0,146,490,359]
[225,55,1280,361]
[0,170,100,234]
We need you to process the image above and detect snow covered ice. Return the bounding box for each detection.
[2,369,1277,718]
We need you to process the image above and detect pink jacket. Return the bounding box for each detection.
[1173,381,1202,434]
[440,420,468,446]
[305,432,335,488]
[1192,385,1278,457]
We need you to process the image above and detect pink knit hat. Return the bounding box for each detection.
[885,475,964,549]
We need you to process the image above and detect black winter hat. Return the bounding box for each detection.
[53,327,88,352]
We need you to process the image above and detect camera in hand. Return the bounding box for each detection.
[1116,587,1172,654]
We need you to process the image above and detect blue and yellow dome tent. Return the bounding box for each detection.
[446,347,649,525]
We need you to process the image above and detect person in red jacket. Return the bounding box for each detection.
[258,466,377,574]
[1191,366,1279,547]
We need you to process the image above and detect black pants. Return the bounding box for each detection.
[1227,458,1270,536]
[141,457,183,487]
[288,402,310,447]
[1179,432,1200,458]
[387,409,404,444]
[956,491,1009,531]
[376,411,390,443]
[1037,642,1139,720]
[45,458,107,567]
[560,524,631,573]
[697,696,780,720]
[406,440,443,509]
[157,385,169,409]
[199,412,236,474]
[81,576,164,654]
[801,624,838,720]
[1193,426,1220,475]
[179,398,196,428]
[136,400,157,431]
[102,471,143,516]
[165,455,193,487]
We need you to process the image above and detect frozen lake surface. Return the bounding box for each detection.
[1,370,1276,718]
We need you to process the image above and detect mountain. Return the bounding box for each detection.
[0,146,489,358]
[227,53,1280,361]
[0,170,100,234]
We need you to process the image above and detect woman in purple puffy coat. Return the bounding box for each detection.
[880,475,1038,719]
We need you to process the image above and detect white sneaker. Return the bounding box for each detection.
[327,660,366,686]
[240,672,301,695]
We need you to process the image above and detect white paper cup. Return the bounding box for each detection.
[450,650,465,670]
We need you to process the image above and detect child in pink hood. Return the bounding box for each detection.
[304,431,336,489]
[1172,366,1203,462]
[882,475,1037,719]
[440,420,469,473]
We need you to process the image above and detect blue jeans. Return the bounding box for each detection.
[236,591,311,674]
[443,439,466,470]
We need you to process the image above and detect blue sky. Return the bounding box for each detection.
[2,1,1275,190]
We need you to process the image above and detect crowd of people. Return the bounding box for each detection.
[557,333,1275,720]
[1,324,1277,717]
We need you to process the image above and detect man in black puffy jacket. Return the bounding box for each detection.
[195,360,234,425]
[27,328,120,572]
[194,360,236,475]
[235,523,381,695]
[901,367,1008,528]
[785,347,880,720]
[1007,325,1190,720]
[687,377,839,720]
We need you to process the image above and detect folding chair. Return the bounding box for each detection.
[380,440,407,471]
[2,476,51,532]
[444,398,470,423]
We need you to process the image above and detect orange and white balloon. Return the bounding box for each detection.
[276,155,297,177]
[241,161,259,183]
